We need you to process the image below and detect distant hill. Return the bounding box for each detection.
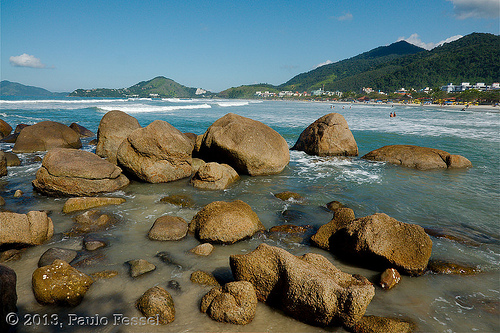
[218,84,279,99]
[0,80,68,97]
[69,76,209,98]
[279,32,499,93]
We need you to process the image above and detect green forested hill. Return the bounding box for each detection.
[218,84,279,99]
[69,76,203,98]
[0,80,67,97]
[279,32,500,93]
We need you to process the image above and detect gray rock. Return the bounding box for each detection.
[127,259,156,278]
[38,247,78,267]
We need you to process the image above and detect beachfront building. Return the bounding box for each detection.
[441,82,500,92]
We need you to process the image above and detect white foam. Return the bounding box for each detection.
[97,103,211,113]
[216,101,249,107]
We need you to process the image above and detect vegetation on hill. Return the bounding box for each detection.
[0,80,67,97]
[218,84,279,99]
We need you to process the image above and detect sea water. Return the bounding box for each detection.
[0,97,498,332]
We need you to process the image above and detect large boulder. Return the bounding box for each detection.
[0,119,12,139]
[362,145,472,170]
[0,211,54,246]
[32,148,129,196]
[292,113,358,156]
[69,123,95,138]
[96,110,141,164]
[117,120,193,183]
[190,162,239,190]
[230,243,375,328]
[196,113,289,176]
[201,281,257,325]
[0,264,17,332]
[136,286,175,324]
[189,200,265,244]
[13,121,82,153]
[320,213,432,275]
[32,260,93,306]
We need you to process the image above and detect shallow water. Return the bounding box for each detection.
[0,98,499,332]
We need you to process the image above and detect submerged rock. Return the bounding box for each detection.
[0,211,54,246]
[159,194,195,208]
[96,110,141,164]
[136,286,175,325]
[362,145,472,170]
[347,315,416,333]
[201,281,257,325]
[32,148,129,197]
[427,260,480,275]
[196,113,290,176]
[127,259,156,278]
[326,200,345,211]
[38,247,78,267]
[190,162,239,190]
[70,210,116,234]
[274,191,303,201]
[32,260,93,306]
[62,197,126,214]
[89,270,118,280]
[190,270,220,287]
[117,120,193,183]
[292,113,358,156]
[189,200,265,244]
[148,216,188,241]
[230,243,375,328]
[190,243,214,256]
[13,121,82,153]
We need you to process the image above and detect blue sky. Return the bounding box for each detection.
[1,0,499,92]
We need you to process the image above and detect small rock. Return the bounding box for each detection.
[326,200,345,211]
[379,268,401,290]
[159,194,195,208]
[89,270,118,280]
[71,253,106,268]
[190,243,214,256]
[62,197,126,214]
[0,196,5,206]
[13,190,23,198]
[167,280,181,292]
[4,152,21,167]
[274,191,303,201]
[136,286,175,325]
[32,260,93,306]
[347,315,416,333]
[190,270,220,286]
[71,210,116,234]
[127,259,156,278]
[148,216,188,241]
[427,260,480,275]
[38,247,78,267]
[268,225,309,233]
[0,249,22,262]
[201,281,257,325]
[83,238,107,251]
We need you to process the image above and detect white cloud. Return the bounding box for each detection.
[337,12,353,21]
[315,60,333,68]
[447,0,500,19]
[9,53,46,68]
[397,34,463,50]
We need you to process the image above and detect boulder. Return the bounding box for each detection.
[362,145,472,170]
[230,243,375,327]
[201,281,257,325]
[190,270,220,286]
[4,152,21,167]
[347,315,415,333]
[379,268,401,290]
[69,123,95,137]
[292,113,358,156]
[326,213,432,275]
[38,248,78,267]
[62,197,126,214]
[32,148,129,197]
[117,120,193,183]
[189,200,265,244]
[96,110,141,164]
[148,216,188,241]
[13,121,82,153]
[127,259,156,278]
[136,286,175,325]
[32,260,93,306]
[0,152,6,177]
[190,243,214,256]
[190,162,239,190]
[0,211,54,246]
[196,113,290,176]
[0,264,17,332]
[0,119,12,138]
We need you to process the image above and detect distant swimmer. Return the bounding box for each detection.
[393,111,396,117]
[390,112,394,117]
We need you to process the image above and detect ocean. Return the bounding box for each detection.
[0,97,499,332]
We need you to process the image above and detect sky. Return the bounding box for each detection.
[1,0,499,93]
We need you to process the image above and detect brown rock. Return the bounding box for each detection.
[32,260,93,306]
[362,145,471,170]
[379,268,401,290]
[0,211,54,246]
[189,200,265,244]
[347,315,416,333]
[0,152,6,177]
[69,123,95,137]
[89,270,118,280]
[13,121,82,153]
[4,152,21,167]
[292,113,358,156]
[117,120,193,183]
[269,224,309,234]
[148,216,188,241]
[326,200,345,211]
[190,162,239,190]
[127,259,156,278]
[189,243,214,256]
[136,286,175,324]
[0,119,12,138]
[427,259,480,275]
[201,281,257,325]
[159,194,195,207]
[32,148,129,197]
[38,247,78,267]
[0,249,22,262]
[274,191,303,201]
[14,124,29,134]
[62,197,126,214]
[190,270,220,286]
[13,190,23,198]
[196,113,290,176]
[96,110,141,164]
[191,158,206,173]
[230,243,375,327]
[183,132,198,145]
[71,210,116,234]
[311,208,356,250]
